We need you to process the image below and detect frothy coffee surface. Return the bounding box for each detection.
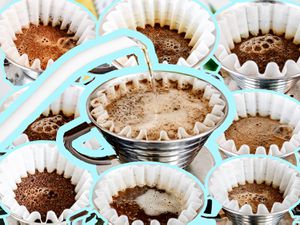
[24,112,74,141]
[225,116,293,153]
[14,24,77,70]
[231,33,300,73]
[137,24,192,64]
[14,171,76,221]
[105,81,211,140]
[228,182,284,213]
[110,186,183,225]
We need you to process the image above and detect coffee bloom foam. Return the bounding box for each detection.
[93,164,204,225]
[89,72,226,141]
[217,91,300,156]
[208,157,300,215]
[215,2,300,78]
[0,0,96,71]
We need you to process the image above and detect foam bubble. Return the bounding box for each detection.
[272,125,293,141]
[239,34,283,54]
[29,115,66,138]
[135,189,183,216]
[57,37,77,49]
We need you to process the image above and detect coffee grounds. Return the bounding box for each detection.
[14,24,77,70]
[14,171,76,222]
[228,182,284,213]
[105,80,211,140]
[24,112,74,141]
[137,24,192,64]
[110,186,181,225]
[225,116,293,153]
[231,32,300,73]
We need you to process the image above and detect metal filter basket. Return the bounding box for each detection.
[220,67,300,93]
[222,206,289,225]
[208,156,300,225]
[216,0,300,93]
[63,71,229,168]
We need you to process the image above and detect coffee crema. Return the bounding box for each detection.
[225,116,293,153]
[24,112,74,141]
[103,79,212,140]
[110,186,183,225]
[14,24,77,70]
[228,182,284,213]
[14,171,76,221]
[231,33,300,73]
[137,24,192,64]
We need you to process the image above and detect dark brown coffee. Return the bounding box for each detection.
[231,33,300,73]
[14,24,77,70]
[105,79,211,140]
[14,171,76,221]
[228,182,284,213]
[110,186,183,225]
[137,24,192,64]
[225,116,293,153]
[24,112,74,141]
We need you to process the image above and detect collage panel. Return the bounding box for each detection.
[0,0,299,225]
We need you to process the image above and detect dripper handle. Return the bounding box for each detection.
[63,122,117,165]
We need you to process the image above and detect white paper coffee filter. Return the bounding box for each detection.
[0,85,83,145]
[218,91,300,156]
[0,142,93,223]
[0,0,96,71]
[215,2,300,78]
[209,157,300,215]
[89,72,226,141]
[93,164,204,225]
[98,0,215,68]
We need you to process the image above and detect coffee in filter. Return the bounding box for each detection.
[89,72,226,141]
[208,157,300,215]
[0,142,93,223]
[0,0,96,71]
[215,2,300,78]
[98,0,216,68]
[93,164,204,225]
[218,91,300,156]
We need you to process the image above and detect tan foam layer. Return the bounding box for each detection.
[105,85,211,140]
[136,189,184,216]
[90,73,226,141]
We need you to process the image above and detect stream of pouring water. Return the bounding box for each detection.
[141,46,159,114]
[141,46,156,93]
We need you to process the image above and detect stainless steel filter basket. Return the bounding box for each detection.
[216,0,300,93]
[222,207,289,225]
[208,156,300,225]
[63,71,229,168]
[220,67,300,93]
